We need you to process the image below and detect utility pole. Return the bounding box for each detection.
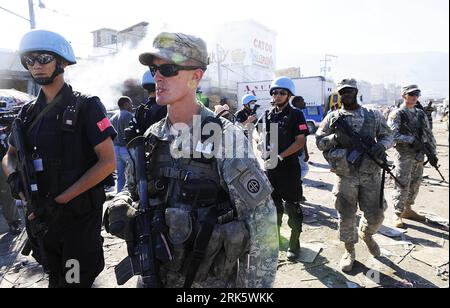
[320,54,337,78]
[28,0,36,29]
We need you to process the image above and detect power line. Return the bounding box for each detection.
[220,64,256,83]
[0,6,30,22]
[36,0,102,28]
[320,54,338,78]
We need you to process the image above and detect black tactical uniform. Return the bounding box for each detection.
[235,107,257,138]
[11,84,116,287]
[134,97,167,135]
[265,103,309,255]
[235,107,253,124]
[125,97,167,199]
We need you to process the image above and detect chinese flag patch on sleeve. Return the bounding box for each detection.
[97,118,112,133]
[299,124,308,131]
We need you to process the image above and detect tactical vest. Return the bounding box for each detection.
[358,108,377,140]
[135,102,151,135]
[145,134,249,287]
[267,105,296,158]
[357,108,380,173]
[21,92,109,216]
[399,109,425,138]
[397,109,427,160]
[328,108,379,175]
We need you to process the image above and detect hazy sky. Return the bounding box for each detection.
[1,0,449,61]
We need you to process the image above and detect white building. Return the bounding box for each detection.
[0,49,36,95]
[117,22,149,48]
[371,84,388,104]
[357,80,372,105]
[204,20,277,96]
[386,83,402,104]
[91,22,149,57]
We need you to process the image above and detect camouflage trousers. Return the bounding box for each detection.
[391,151,424,215]
[0,167,20,224]
[333,172,386,244]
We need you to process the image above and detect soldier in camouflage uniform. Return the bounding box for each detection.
[316,79,393,272]
[388,85,437,228]
[106,32,278,288]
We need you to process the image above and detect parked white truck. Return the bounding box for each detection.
[237,76,335,132]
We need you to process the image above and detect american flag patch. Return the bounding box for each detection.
[299,124,308,131]
[97,118,111,132]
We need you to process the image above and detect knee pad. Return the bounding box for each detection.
[285,202,303,230]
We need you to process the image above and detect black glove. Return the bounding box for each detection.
[411,138,423,151]
[368,143,386,161]
[334,131,353,149]
[7,172,23,200]
[428,155,439,167]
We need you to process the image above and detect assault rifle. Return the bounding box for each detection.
[115,136,172,288]
[10,118,48,270]
[401,119,447,183]
[331,116,405,207]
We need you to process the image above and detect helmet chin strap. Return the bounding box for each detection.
[32,62,65,86]
[277,98,290,109]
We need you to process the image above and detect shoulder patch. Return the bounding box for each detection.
[97,117,112,132]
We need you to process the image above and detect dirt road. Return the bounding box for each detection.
[1,121,448,288]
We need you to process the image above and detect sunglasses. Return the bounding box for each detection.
[22,53,56,66]
[149,64,203,77]
[339,88,356,95]
[271,90,288,96]
[407,91,421,97]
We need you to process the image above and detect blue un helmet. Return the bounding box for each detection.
[19,29,76,69]
[141,70,156,92]
[242,94,257,106]
[270,76,296,96]
[19,30,76,85]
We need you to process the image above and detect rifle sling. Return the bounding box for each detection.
[26,93,65,136]
[183,207,217,288]
[380,168,386,209]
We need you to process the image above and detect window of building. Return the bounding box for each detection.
[96,32,101,46]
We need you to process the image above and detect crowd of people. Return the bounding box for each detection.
[0,29,444,288]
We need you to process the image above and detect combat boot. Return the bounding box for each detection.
[393,213,404,229]
[339,243,355,272]
[401,204,426,222]
[287,231,301,261]
[359,231,381,257]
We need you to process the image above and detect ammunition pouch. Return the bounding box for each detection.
[324,148,351,176]
[347,148,364,167]
[209,220,249,280]
[180,179,219,206]
[163,202,248,285]
[164,207,194,272]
